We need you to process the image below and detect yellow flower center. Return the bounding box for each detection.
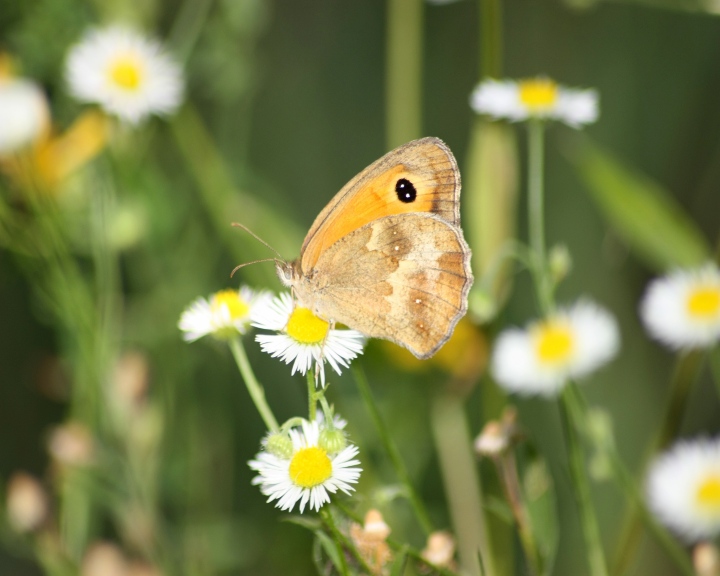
[519,79,559,111]
[534,321,575,365]
[696,474,720,510]
[109,55,144,91]
[289,446,332,488]
[211,289,250,320]
[687,285,720,320]
[286,307,329,344]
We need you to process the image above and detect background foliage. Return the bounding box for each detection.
[1,0,719,574]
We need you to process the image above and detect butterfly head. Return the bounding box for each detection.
[275,259,297,288]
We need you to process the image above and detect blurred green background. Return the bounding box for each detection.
[1,0,720,574]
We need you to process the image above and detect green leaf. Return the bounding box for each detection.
[572,141,711,271]
[314,530,344,573]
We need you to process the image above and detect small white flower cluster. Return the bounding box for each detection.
[249,418,361,513]
[65,26,183,124]
[470,77,598,128]
[490,300,620,397]
[0,77,49,155]
[647,437,720,542]
[179,287,365,385]
[640,264,720,350]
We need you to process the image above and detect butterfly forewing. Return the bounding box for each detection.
[299,137,460,273]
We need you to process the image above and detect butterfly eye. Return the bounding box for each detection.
[395,178,417,203]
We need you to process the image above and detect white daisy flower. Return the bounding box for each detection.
[65,26,183,124]
[647,437,720,541]
[252,292,365,387]
[470,77,598,128]
[0,77,49,154]
[179,286,269,342]
[491,300,619,396]
[249,419,362,513]
[640,264,720,350]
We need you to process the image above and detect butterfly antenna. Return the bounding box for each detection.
[230,258,279,278]
[231,222,283,259]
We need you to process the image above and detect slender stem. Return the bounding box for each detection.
[495,453,541,576]
[607,448,695,576]
[527,120,551,314]
[611,350,704,575]
[561,386,609,576]
[386,0,423,148]
[479,0,503,78]
[709,348,720,401]
[228,337,279,432]
[430,393,494,576]
[321,508,350,576]
[307,369,318,421]
[352,365,433,535]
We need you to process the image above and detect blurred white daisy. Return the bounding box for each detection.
[179,286,269,342]
[470,77,598,127]
[647,437,720,541]
[252,292,365,387]
[0,77,49,154]
[640,264,720,350]
[249,418,361,513]
[65,26,183,124]
[491,300,619,396]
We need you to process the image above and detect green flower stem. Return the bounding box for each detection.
[430,393,495,576]
[307,369,318,421]
[611,349,704,575]
[321,508,350,576]
[565,386,695,576]
[495,452,541,576]
[323,507,373,575]
[709,348,720,400]
[527,119,552,314]
[479,0,503,78]
[228,337,279,432]
[352,365,433,536]
[386,0,423,148]
[561,386,609,576]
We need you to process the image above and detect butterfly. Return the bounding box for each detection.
[266,137,473,359]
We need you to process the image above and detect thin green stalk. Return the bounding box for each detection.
[351,365,433,535]
[611,350,704,575]
[565,386,695,576]
[307,369,318,421]
[527,119,551,314]
[561,387,609,576]
[479,0,503,78]
[430,393,495,576]
[321,508,350,576]
[386,0,423,148]
[709,348,720,400]
[496,453,541,576]
[228,337,279,432]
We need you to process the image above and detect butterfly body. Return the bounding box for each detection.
[276,137,473,359]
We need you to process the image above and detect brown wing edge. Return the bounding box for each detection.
[408,224,474,360]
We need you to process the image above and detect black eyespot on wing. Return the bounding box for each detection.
[395,178,417,203]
